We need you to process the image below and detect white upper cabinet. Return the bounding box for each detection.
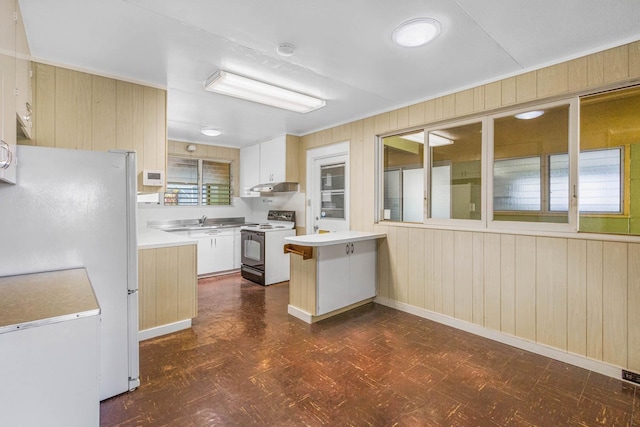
[240,135,290,197]
[259,135,286,183]
[240,143,260,197]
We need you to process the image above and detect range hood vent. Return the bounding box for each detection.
[249,182,298,193]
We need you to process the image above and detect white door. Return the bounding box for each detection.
[307,142,350,233]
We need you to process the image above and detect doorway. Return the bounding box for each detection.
[306,142,350,233]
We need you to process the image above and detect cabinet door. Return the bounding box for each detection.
[196,237,216,275]
[240,144,260,195]
[233,229,241,269]
[348,239,377,303]
[259,136,286,183]
[211,234,235,272]
[316,243,350,315]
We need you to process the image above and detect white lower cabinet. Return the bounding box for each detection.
[316,239,376,315]
[196,232,235,275]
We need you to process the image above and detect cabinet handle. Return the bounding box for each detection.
[0,140,12,169]
[350,243,354,254]
[346,243,349,254]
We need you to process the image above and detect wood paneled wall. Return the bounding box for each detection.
[138,245,197,332]
[168,140,240,198]
[299,40,640,371]
[30,63,167,193]
[373,225,640,371]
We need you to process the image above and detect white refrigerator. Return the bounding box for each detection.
[0,145,140,401]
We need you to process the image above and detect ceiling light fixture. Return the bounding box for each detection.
[201,128,222,137]
[277,43,295,57]
[392,17,442,48]
[204,70,326,113]
[515,110,544,120]
[428,133,453,147]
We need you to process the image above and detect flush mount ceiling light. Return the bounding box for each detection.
[277,43,295,57]
[204,70,326,114]
[515,110,544,120]
[392,17,442,48]
[201,128,222,137]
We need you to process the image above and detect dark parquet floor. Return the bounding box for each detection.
[101,273,640,426]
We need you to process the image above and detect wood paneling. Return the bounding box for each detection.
[407,229,425,308]
[586,240,604,360]
[31,63,167,192]
[514,235,536,341]
[138,245,197,332]
[500,234,516,335]
[567,239,587,356]
[536,237,567,350]
[441,230,455,317]
[483,233,501,331]
[628,243,640,372]
[471,232,484,326]
[296,40,640,372]
[168,140,240,197]
[454,231,473,322]
[289,247,317,314]
[602,242,628,367]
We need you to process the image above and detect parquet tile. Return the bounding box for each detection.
[100,273,639,426]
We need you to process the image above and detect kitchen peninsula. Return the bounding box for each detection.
[285,231,386,323]
[137,227,197,340]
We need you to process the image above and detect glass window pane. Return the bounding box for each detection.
[579,86,639,234]
[382,131,424,222]
[165,157,198,206]
[493,157,541,211]
[321,163,345,219]
[578,149,621,213]
[429,122,482,220]
[549,154,568,211]
[550,149,622,213]
[202,160,231,206]
[493,104,570,223]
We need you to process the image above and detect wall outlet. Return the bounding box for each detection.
[622,369,640,384]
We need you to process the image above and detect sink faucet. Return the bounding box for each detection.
[199,215,207,225]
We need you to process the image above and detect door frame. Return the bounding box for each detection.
[306,141,350,234]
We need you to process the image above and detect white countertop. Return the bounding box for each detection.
[137,227,195,250]
[284,231,386,247]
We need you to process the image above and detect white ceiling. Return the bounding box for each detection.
[19,0,640,148]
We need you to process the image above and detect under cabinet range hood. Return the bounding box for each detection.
[249,182,299,193]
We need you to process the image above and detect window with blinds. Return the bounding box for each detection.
[202,160,231,206]
[165,156,232,206]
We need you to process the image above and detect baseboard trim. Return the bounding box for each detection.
[374,296,622,381]
[288,305,313,323]
[138,319,192,341]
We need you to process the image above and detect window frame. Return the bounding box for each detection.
[165,155,233,207]
[487,98,579,233]
[423,117,487,228]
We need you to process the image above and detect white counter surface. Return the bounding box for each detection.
[137,227,195,249]
[284,231,386,247]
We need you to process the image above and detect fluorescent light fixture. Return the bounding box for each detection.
[204,70,326,113]
[400,132,425,144]
[392,18,441,47]
[201,128,222,137]
[515,110,544,120]
[399,131,453,146]
[428,133,453,147]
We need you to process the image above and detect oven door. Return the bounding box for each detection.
[241,230,265,269]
